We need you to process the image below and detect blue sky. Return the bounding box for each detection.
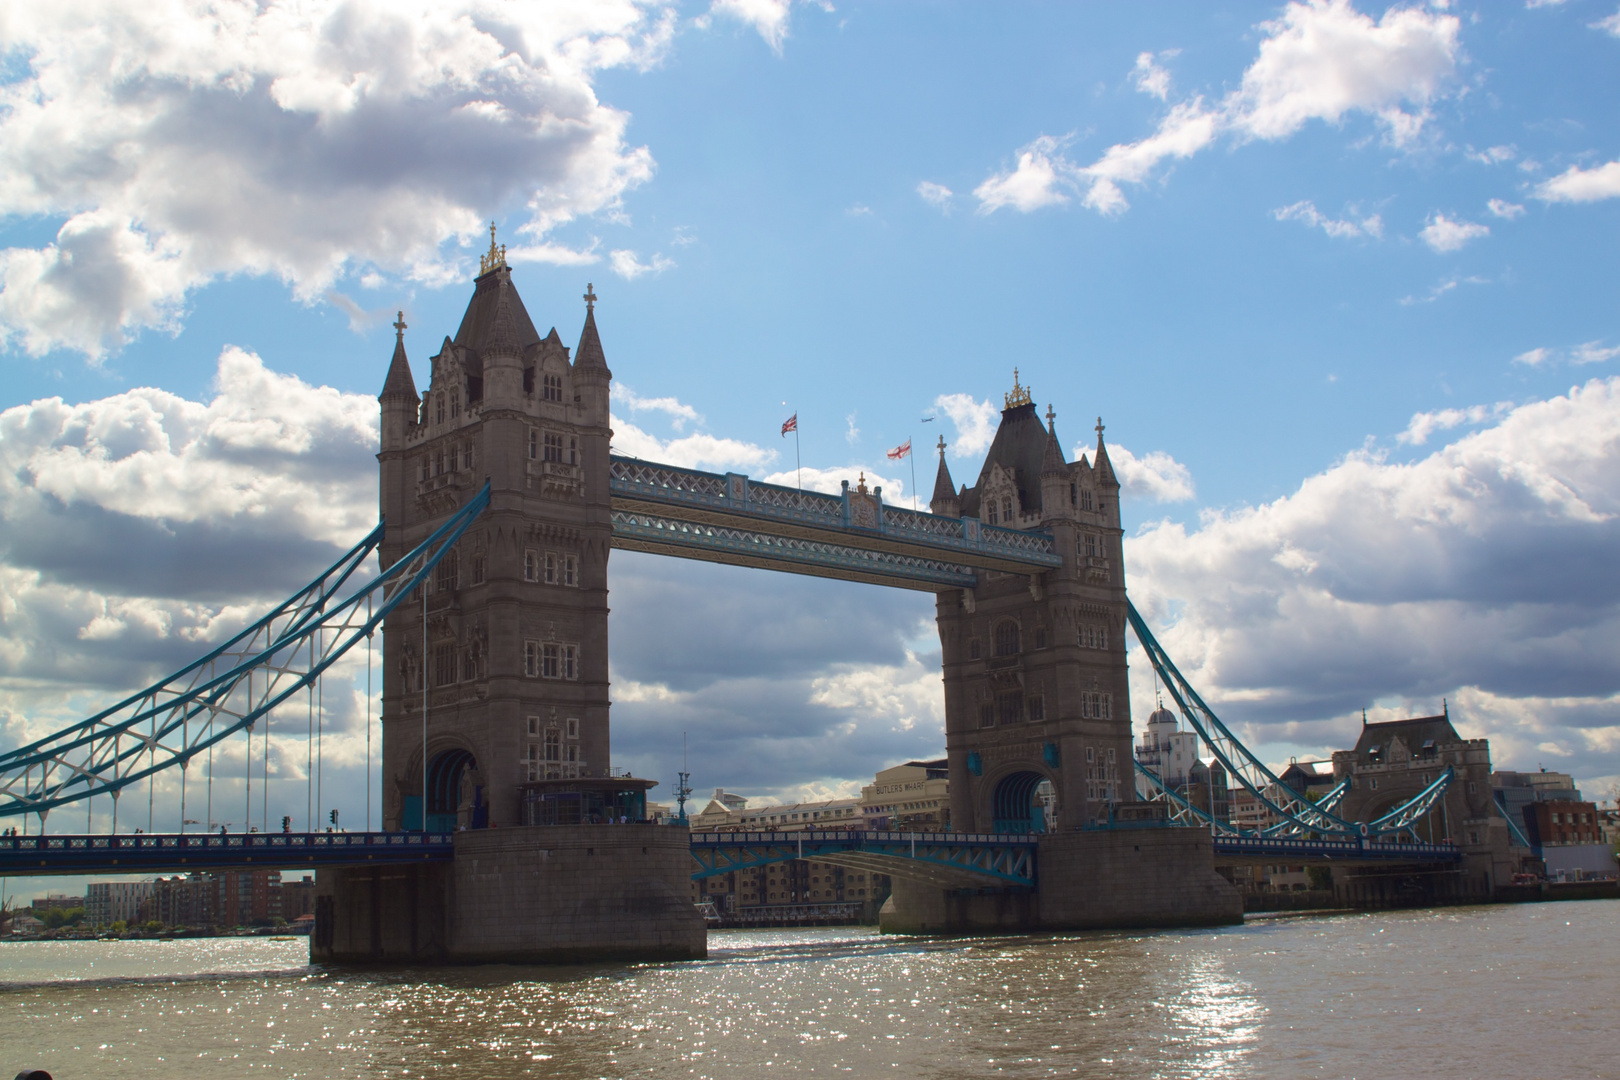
[2,0,1619,885]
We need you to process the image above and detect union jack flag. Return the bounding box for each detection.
[781,413,797,436]
[887,439,911,460]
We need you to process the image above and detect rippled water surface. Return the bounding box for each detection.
[2,901,1615,1079]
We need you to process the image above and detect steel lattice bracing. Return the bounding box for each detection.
[1127,601,1453,842]
[609,455,1061,589]
[690,830,1036,889]
[0,830,454,876]
[0,485,491,822]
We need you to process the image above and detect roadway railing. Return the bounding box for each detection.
[0,831,456,876]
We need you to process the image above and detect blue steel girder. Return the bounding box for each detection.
[0,486,491,820]
[690,831,1036,889]
[609,455,1062,586]
[0,830,455,876]
[1211,834,1461,864]
[611,510,978,591]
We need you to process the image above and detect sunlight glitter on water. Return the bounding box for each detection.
[1,903,1616,1079]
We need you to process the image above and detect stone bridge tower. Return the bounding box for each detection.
[376,233,615,830]
[932,373,1134,833]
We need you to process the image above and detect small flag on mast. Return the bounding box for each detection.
[887,438,911,460]
[781,413,797,437]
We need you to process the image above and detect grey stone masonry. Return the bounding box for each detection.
[378,262,613,830]
[933,385,1135,834]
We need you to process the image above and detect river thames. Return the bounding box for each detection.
[2,901,1615,1079]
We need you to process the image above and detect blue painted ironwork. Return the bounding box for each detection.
[0,485,491,822]
[0,830,455,876]
[1211,834,1461,863]
[1494,797,1536,851]
[689,830,1036,888]
[609,455,1062,582]
[1126,601,1451,840]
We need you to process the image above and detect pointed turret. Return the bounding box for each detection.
[379,311,419,404]
[929,435,960,517]
[1040,404,1066,476]
[1093,416,1118,489]
[573,283,609,372]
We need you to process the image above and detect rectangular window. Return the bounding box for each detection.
[420,458,429,482]
[1081,691,1112,719]
[1034,627,1047,649]
[524,640,540,678]
[528,428,538,460]
[544,432,564,463]
[563,554,578,587]
[568,435,578,465]
[461,650,479,682]
[561,644,578,680]
[544,552,558,585]
[433,643,456,687]
[979,702,995,728]
[1081,489,1094,511]
[1083,534,1100,558]
[1086,747,1095,764]
[434,551,457,593]
[1027,696,1045,723]
[1107,747,1116,764]
[543,372,563,402]
[462,443,475,470]
[997,691,1022,725]
[544,729,561,762]
[542,643,560,679]
[527,715,540,737]
[524,550,538,582]
[471,554,485,585]
[566,717,579,739]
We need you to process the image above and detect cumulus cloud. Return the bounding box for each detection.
[1535,161,1620,203]
[609,249,675,280]
[614,383,703,429]
[1396,401,1512,445]
[0,1,670,359]
[916,181,954,211]
[1592,9,1620,36]
[1131,50,1179,100]
[1274,200,1384,239]
[977,0,1459,216]
[610,416,777,472]
[1514,347,1551,367]
[932,393,1001,456]
[1488,198,1526,219]
[1101,444,1196,502]
[1419,213,1489,252]
[1127,378,1620,787]
[698,0,831,54]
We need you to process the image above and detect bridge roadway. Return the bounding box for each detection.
[0,828,1459,880]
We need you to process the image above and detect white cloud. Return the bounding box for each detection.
[609,249,675,280]
[1396,401,1512,445]
[1487,198,1526,219]
[759,464,906,498]
[1573,341,1620,366]
[1536,161,1620,203]
[1131,50,1178,100]
[0,1,669,359]
[700,0,830,54]
[932,393,1000,456]
[974,136,1076,214]
[1513,347,1551,367]
[916,181,954,211]
[1419,213,1489,252]
[613,383,703,429]
[1127,378,1620,782]
[1101,444,1196,502]
[1594,9,1620,36]
[845,412,860,445]
[1274,200,1384,239]
[1468,145,1517,165]
[610,416,776,473]
[976,0,1459,217]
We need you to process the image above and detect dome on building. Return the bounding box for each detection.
[1148,705,1177,727]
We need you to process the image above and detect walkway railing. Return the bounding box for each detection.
[0,830,455,875]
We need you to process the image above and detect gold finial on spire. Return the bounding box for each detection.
[857,471,868,495]
[584,282,597,311]
[393,311,407,338]
[479,221,508,275]
[1004,367,1032,409]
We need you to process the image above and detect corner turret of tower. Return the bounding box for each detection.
[379,311,419,450]
[572,283,611,425]
[929,436,960,517]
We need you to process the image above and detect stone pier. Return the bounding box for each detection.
[312,824,705,964]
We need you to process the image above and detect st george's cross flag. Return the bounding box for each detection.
[887,438,911,460]
[781,413,797,436]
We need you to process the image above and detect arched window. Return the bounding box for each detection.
[994,620,1020,657]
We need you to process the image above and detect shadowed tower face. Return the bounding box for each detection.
[376,232,613,829]
[932,373,1134,832]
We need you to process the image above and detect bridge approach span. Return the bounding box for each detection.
[0,830,453,876]
[691,830,1036,889]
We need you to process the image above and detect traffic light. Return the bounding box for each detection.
[329,809,339,827]
[280,816,291,833]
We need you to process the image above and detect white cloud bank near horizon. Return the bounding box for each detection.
[0,0,675,359]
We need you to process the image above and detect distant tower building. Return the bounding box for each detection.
[932,372,1135,832]
[377,228,615,830]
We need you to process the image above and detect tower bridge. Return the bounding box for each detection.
[0,237,1519,960]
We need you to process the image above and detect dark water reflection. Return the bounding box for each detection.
[1,901,1614,1078]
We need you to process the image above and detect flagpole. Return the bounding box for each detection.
[795,424,802,491]
[909,433,917,511]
